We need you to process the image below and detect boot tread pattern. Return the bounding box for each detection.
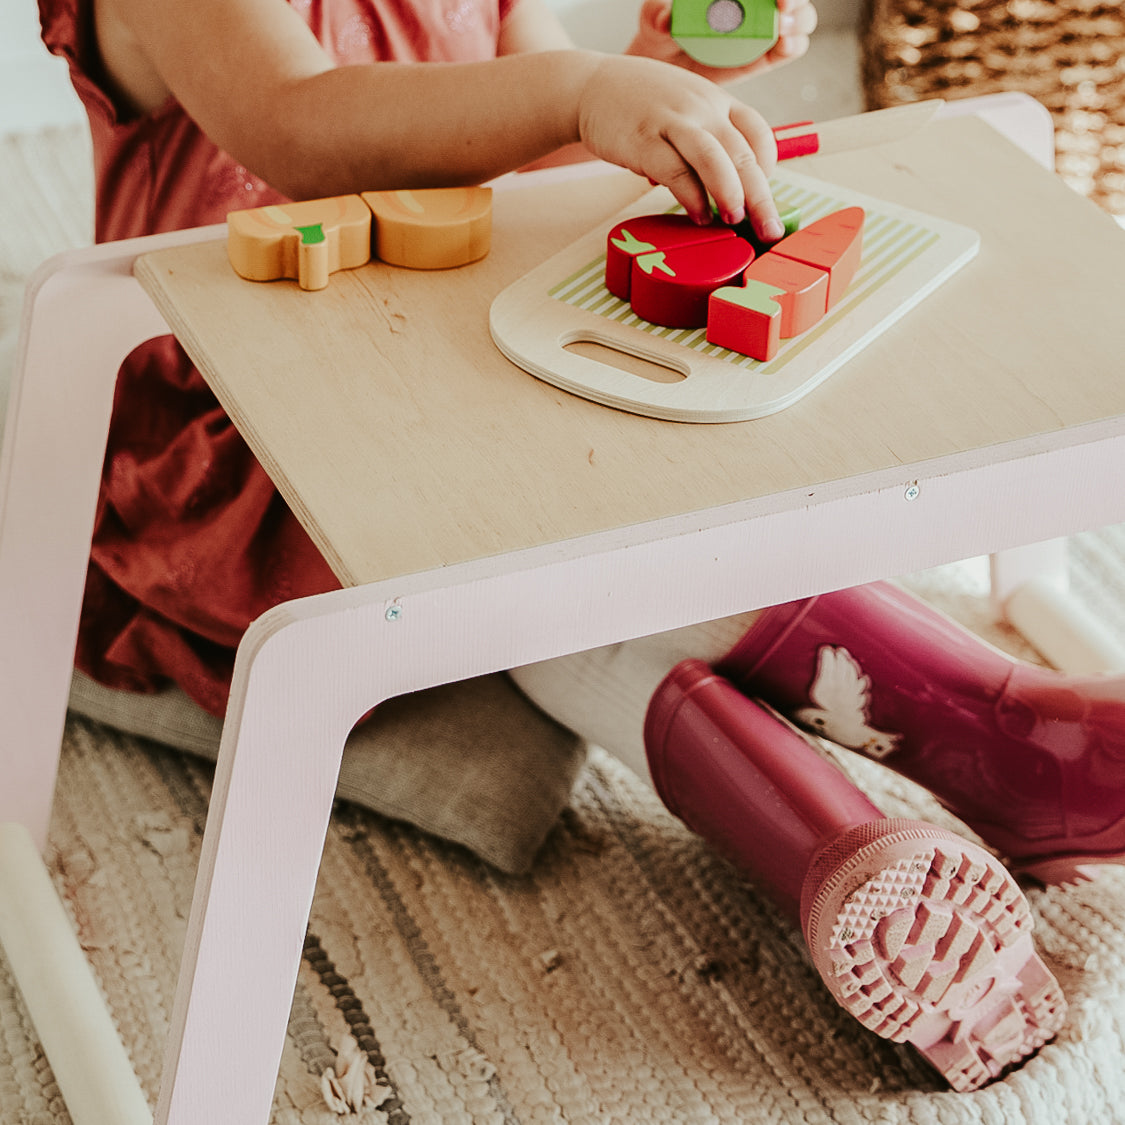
[807,833,1066,1092]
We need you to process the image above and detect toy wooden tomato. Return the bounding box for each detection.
[362,186,492,269]
[606,215,728,302]
[605,214,756,329]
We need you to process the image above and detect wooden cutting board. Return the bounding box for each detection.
[490,169,980,423]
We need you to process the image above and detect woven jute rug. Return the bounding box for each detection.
[2,556,1125,1124]
[861,0,1125,216]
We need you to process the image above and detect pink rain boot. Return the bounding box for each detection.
[646,660,1066,1092]
[716,580,1125,884]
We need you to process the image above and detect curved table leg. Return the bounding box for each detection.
[154,422,1125,1123]
[0,240,175,846]
[154,521,828,1125]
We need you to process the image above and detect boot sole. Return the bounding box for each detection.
[801,820,1067,1092]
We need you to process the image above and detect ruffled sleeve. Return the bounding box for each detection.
[38,0,119,126]
[37,0,78,60]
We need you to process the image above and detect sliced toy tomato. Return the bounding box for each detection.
[630,236,759,329]
[606,215,756,328]
[605,214,733,302]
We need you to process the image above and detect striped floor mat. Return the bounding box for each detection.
[2,555,1124,1124]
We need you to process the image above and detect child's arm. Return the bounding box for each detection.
[95,0,784,239]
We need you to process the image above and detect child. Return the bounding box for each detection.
[41,0,814,717]
[43,0,1089,1090]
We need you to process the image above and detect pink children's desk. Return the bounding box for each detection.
[3,96,1125,1124]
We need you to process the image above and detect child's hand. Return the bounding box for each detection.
[575,55,783,242]
[628,0,818,85]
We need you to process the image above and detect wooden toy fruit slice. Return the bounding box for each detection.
[227,195,372,290]
[605,214,737,301]
[362,186,492,269]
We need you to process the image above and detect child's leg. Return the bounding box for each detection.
[645,660,1066,1091]
[718,580,1125,884]
[515,580,1125,884]
[518,600,1072,1088]
[508,610,763,781]
[78,337,341,718]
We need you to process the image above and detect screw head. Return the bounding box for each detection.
[385,605,403,622]
[904,484,921,502]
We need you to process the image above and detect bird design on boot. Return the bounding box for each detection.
[795,645,902,760]
[717,580,1125,885]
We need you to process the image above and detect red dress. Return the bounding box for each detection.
[40,0,518,716]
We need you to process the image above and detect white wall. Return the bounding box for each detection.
[0,0,45,57]
[0,0,83,131]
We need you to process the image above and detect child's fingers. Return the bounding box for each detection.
[725,154,783,242]
[640,141,711,224]
[777,0,819,27]
[651,100,781,237]
[729,99,778,178]
[576,55,782,235]
[666,124,747,224]
[639,113,757,225]
[660,118,781,241]
[774,0,818,59]
[728,102,783,239]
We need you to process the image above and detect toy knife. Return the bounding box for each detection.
[774,100,944,160]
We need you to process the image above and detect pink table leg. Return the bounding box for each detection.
[156,426,1125,1123]
[0,229,220,847]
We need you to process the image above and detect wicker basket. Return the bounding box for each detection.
[861,0,1125,215]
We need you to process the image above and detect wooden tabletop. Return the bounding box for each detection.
[135,115,1125,589]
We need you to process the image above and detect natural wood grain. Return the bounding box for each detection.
[798,100,943,155]
[134,117,1125,589]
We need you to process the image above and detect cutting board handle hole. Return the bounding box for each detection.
[563,335,687,385]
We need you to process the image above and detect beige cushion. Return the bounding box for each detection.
[68,669,586,874]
